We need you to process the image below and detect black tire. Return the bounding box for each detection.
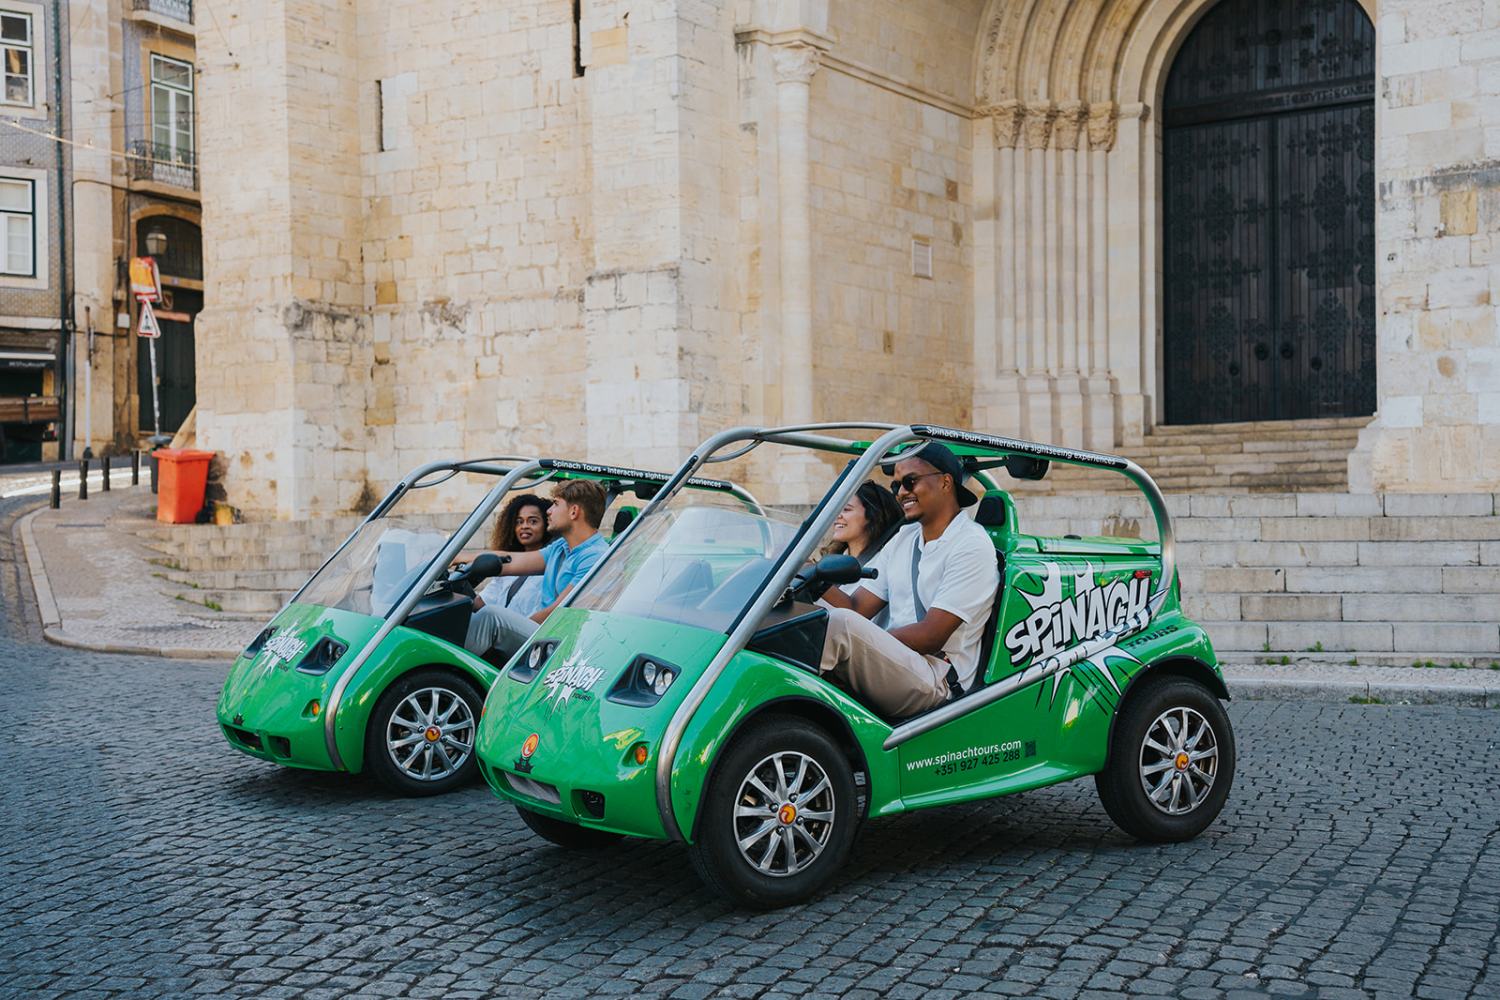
[364,669,483,797]
[688,714,858,909]
[516,806,623,849]
[1095,677,1235,842]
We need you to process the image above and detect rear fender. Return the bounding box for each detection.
[1105,655,1229,760]
[332,628,501,772]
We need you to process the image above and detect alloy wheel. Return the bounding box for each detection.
[1138,705,1219,815]
[384,686,475,782]
[732,751,836,878]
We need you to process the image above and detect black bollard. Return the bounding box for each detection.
[131,450,140,486]
[102,454,111,492]
[150,453,158,494]
[50,468,60,509]
[78,460,88,500]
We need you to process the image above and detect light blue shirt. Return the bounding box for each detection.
[539,533,609,608]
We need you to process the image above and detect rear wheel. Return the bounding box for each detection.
[516,806,622,850]
[1095,677,1235,841]
[688,715,857,909]
[364,669,482,796]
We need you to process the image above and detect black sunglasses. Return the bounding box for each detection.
[889,472,943,495]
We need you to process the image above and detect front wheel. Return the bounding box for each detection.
[364,669,482,796]
[1095,677,1235,842]
[688,715,858,909]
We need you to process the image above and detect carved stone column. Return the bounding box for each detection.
[1082,101,1120,448]
[1050,102,1087,444]
[772,42,821,429]
[1020,103,1056,439]
[991,101,1024,378]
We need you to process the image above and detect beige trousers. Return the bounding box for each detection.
[819,607,950,718]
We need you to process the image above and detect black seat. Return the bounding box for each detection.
[611,507,637,537]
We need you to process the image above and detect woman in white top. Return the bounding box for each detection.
[476,493,550,617]
[826,481,904,628]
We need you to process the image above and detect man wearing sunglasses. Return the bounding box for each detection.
[818,442,999,717]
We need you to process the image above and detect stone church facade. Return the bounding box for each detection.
[194,0,1497,516]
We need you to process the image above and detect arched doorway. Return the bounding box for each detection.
[135,215,201,435]
[1161,0,1375,424]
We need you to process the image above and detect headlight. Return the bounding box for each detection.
[244,626,275,657]
[510,640,557,683]
[294,636,348,675]
[607,655,679,706]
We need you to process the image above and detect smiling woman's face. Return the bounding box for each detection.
[831,498,869,546]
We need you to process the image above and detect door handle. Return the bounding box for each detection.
[1279,342,1294,360]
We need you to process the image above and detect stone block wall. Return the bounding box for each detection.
[1351,0,1500,492]
[357,0,593,493]
[805,0,975,427]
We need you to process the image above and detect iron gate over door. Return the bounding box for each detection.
[1162,0,1375,424]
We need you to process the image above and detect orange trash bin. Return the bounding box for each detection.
[153,449,215,524]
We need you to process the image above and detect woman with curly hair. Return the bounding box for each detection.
[477,493,550,617]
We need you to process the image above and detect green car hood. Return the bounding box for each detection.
[217,603,383,769]
[475,607,725,837]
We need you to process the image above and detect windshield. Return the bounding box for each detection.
[293,470,498,617]
[297,518,455,617]
[570,494,803,633]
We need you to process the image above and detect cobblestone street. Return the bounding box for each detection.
[2,554,1497,999]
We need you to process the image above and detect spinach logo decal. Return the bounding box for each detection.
[1006,562,1148,711]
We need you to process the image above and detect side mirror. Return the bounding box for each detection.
[814,553,863,586]
[1005,455,1050,481]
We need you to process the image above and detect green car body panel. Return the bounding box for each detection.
[213,457,750,779]
[216,602,497,773]
[474,485,1223,844]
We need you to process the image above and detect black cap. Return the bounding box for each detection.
[885,441,978,508]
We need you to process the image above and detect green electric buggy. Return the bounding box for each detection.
[473,424,1235,907]
[215,456,757,796]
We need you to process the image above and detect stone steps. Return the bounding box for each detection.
[1016,417,1368,494]
[1007,490,1500,659]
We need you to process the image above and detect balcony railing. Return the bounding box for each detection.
[128,140,197,191]
[131,0,193,23]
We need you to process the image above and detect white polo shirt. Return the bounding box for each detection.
[861,514,1000,691]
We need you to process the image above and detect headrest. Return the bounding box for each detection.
[974,493,1008,528]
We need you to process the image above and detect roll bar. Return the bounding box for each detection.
[322,460,549,769]
[634,422,1177,842]
[307,455,756,772]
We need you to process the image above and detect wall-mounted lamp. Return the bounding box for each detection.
[144,229,168,257]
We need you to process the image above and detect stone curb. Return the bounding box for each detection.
[39,626,234,661]
[1229,676,1495,708]
[16,506,58,628]
[18,504,236,662]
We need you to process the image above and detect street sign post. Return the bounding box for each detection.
[131,258,165,444]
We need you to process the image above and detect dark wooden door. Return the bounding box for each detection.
[1162,0,1375,424]
[137,288,199,434]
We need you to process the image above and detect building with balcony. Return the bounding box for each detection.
[0,0,199,463]
[0,0,68,461]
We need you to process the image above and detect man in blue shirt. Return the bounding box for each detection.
[463,479,609,657]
